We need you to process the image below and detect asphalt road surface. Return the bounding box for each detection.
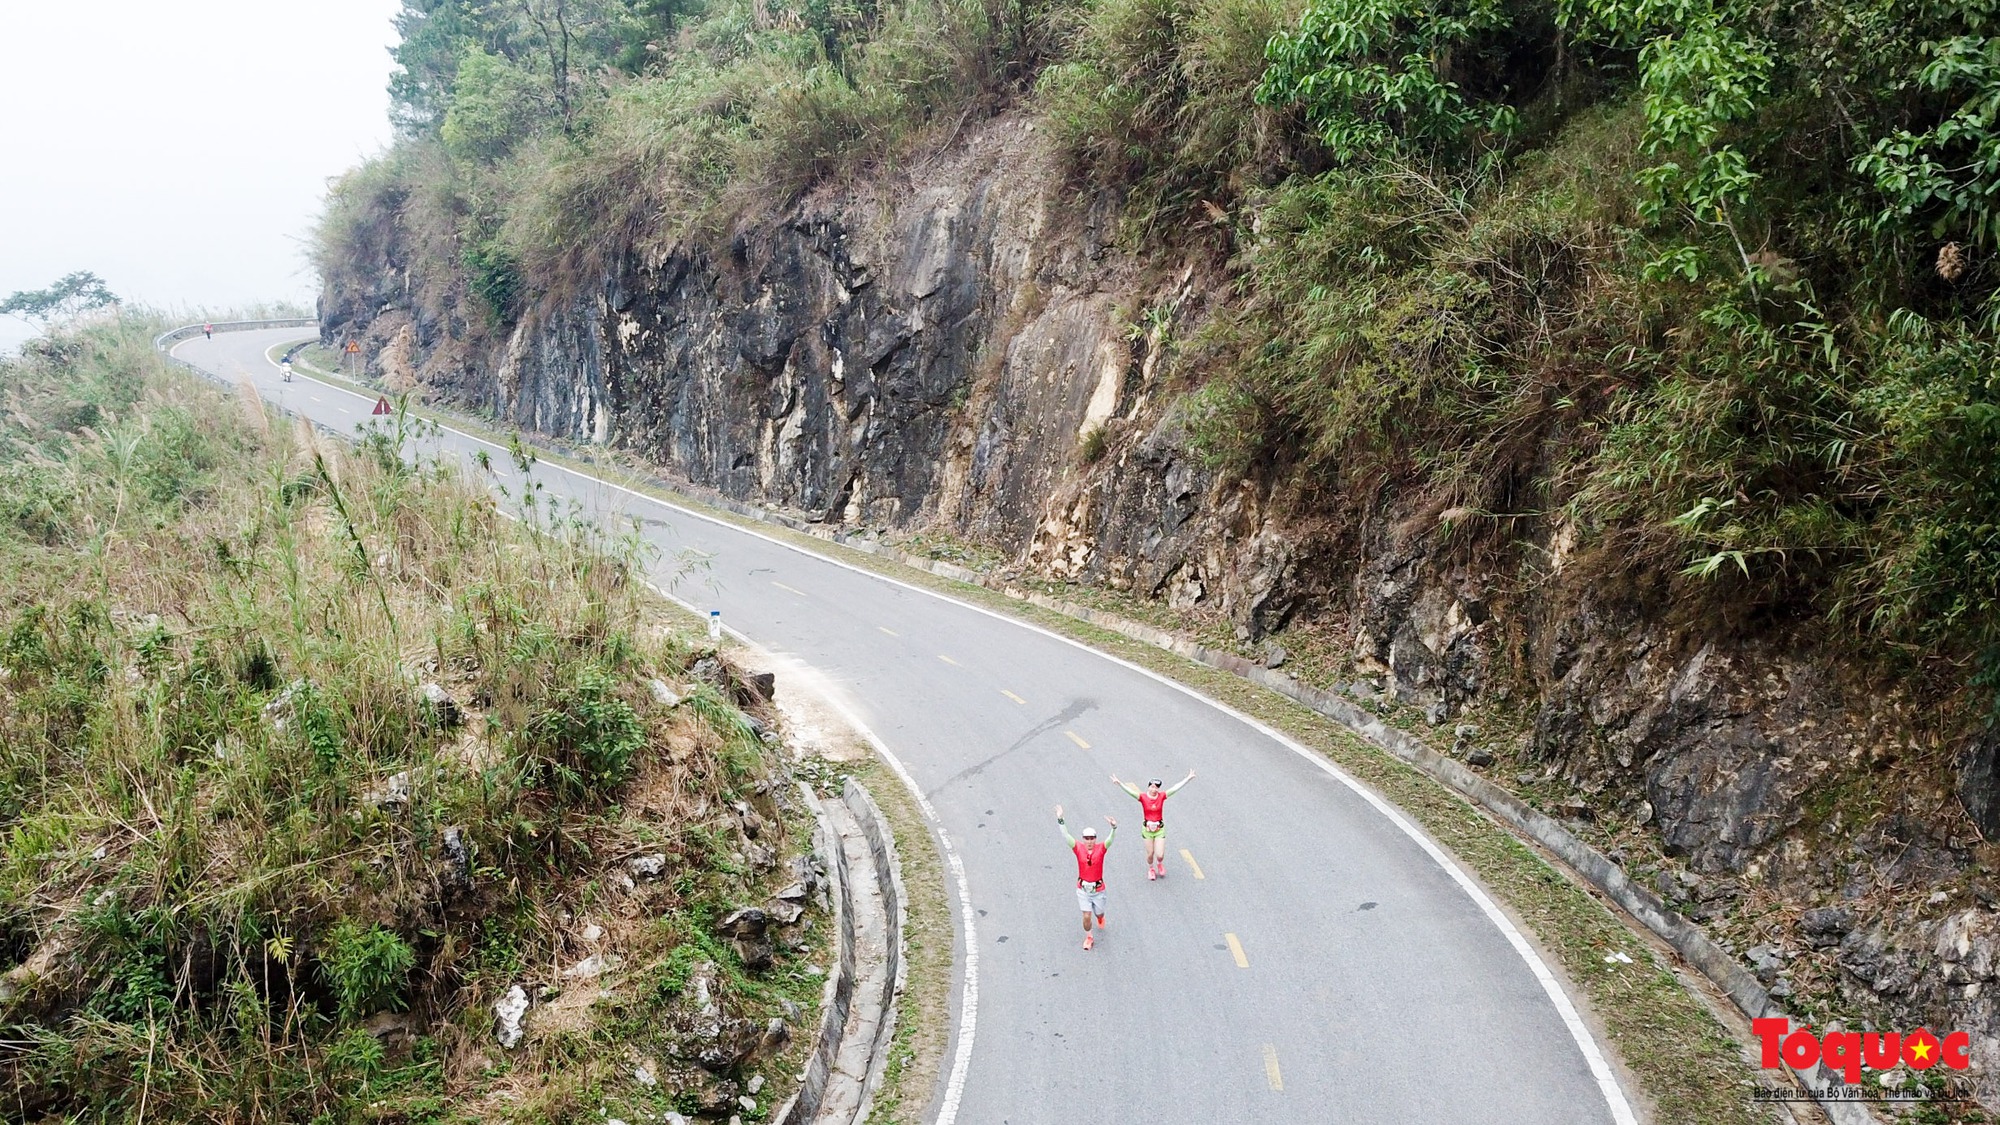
[177,329,1639,1125]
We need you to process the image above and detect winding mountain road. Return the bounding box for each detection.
[176,327,1638,1125]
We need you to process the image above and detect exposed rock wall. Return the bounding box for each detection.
[321,110,2000,1103]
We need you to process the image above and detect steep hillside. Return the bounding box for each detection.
[0,319,826,1122]
[319,0,2000,1109]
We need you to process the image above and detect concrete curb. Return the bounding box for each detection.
[153,318,316,350]
[772,782,854,1125]
[842,778,907,1124]
[771,779,905,1125]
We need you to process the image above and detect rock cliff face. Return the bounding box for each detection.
[326,117,1322,638]
[321,111,2000,1100]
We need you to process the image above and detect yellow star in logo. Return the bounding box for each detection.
[1910,1039,1934,1063]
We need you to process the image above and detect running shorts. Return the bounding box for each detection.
[1075,883,1108,915]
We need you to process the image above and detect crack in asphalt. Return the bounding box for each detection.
[934,696,1097,792]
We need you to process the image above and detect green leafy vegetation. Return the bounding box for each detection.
[0,271,118,328]
[320,0,1049,311]
[0,316,820,1121]
[321,0,2000,704]
[1222,0,2000,700]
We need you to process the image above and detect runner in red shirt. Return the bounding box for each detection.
[202,322,212,339]
[1056,805,1117,950]
[1113,770,1194,880]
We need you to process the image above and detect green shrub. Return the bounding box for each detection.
[1039,0,1293,235]
[1176,380,1265,473]
[464,236,524,326]
[517,665,647,798]
[683,680,765,779]
[0,461,77,545]
[441,47,551,164]
[1259,0,1541,168]
[322,920,418,1019]
[78,902,174,1025]
[1077,423,1109,464]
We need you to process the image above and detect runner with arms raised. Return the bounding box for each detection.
[1112,770,1194,880]
[1056,805,1116,950]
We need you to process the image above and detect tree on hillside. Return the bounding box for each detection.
[0,272,119,327]
[387,0,691,134]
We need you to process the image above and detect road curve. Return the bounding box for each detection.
[177,329,1637,1125]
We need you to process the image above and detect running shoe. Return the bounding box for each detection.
[1148,866,1157,881]
[1083,933,1094,951]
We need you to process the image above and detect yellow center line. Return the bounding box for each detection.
[1064,730,1091,749]
[772,581,807,597]
[1263,1044,1283,1091]
[1180,849,1205,879]
[938,654,960,666]
[1225,932,1249,968]
[1000,689,1027,705]
[878,626,900,636]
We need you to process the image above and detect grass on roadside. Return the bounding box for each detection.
[0,317,824,1123]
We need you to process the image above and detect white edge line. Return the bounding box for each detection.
[209,330,1629,1125]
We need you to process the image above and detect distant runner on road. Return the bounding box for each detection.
[1113,770,1193,880]
[202,322,212,339]
[1056,805,1116,950]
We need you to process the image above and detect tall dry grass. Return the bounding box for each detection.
[0,319,824,1122]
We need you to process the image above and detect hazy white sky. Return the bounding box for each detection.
[1,1,403,350]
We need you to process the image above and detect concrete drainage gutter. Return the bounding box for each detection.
[774,779,904,1125]
[841,779,907,1124]
[774,782,849,1125]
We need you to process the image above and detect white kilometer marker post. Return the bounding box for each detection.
[708,610,722,640]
